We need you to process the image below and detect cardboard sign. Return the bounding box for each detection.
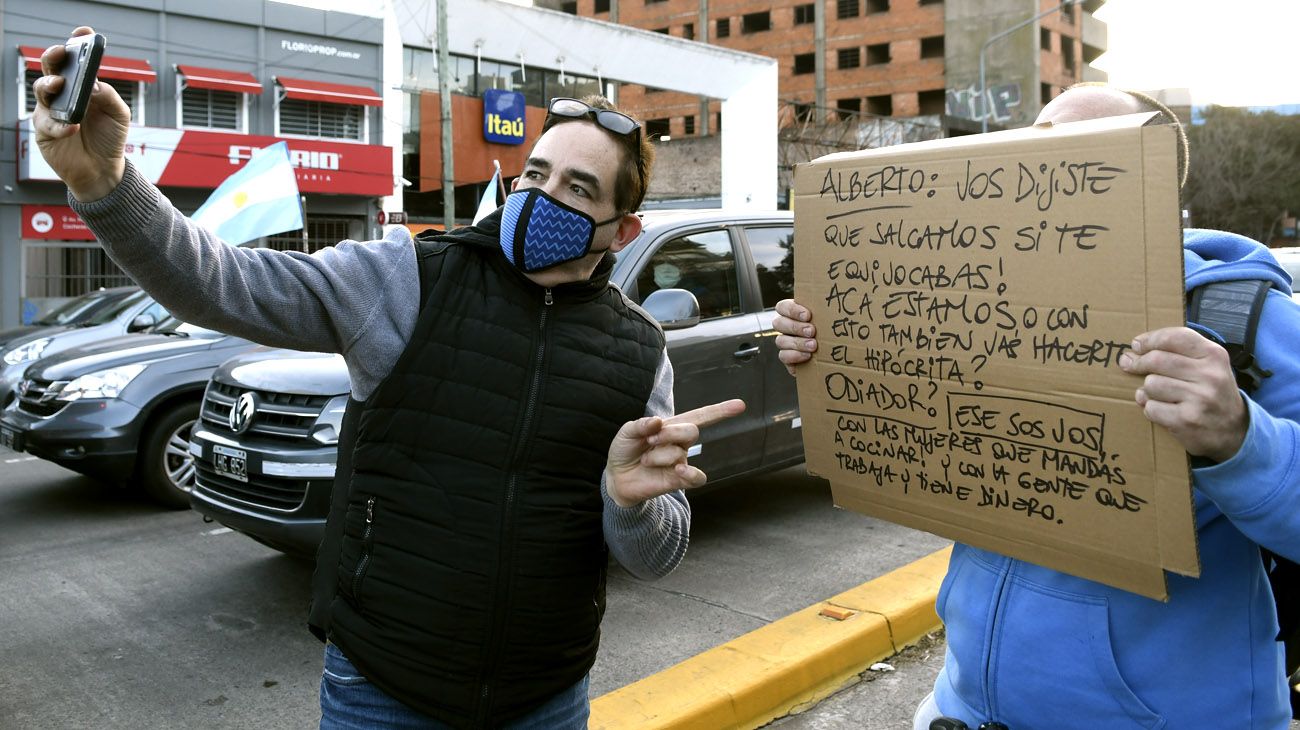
[792,112,1196,600]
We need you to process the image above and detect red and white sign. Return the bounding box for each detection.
[21,205,96,241]
[18,120,393,196]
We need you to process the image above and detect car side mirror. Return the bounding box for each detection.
[128,313,157,333]
[642,289,701,330]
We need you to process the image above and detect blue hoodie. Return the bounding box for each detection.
[932,229,1300,729]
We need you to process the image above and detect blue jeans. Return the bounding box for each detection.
[319,642,591,729]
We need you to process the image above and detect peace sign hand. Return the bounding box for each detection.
[606,399,746,507]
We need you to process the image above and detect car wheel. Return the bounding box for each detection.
[138,401,200,509]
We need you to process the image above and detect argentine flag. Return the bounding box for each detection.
[473,159,504,225]
[192,141,303,245]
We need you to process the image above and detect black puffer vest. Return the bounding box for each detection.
[306,213,663,728]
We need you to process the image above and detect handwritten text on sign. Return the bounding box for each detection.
[808,153,1155,531]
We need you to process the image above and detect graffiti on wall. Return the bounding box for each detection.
[946,82,1023,123]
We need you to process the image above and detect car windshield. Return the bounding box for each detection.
[81,291,149,326]
[31,289,135,326]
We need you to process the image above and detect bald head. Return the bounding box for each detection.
[1036,84,1189,189]
[1035,85,1146,126]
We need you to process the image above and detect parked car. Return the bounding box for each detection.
[0,286,141,350]
[0,320,257,508]
[0,289,169,410]
[189,209,801,556]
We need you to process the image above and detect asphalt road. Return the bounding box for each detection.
[0,450,950,729]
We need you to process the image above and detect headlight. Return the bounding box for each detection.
[3,337,52,366]
[309,395,349,445]
[55,363,147,402]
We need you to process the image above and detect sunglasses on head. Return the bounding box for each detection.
[547,97,642,138]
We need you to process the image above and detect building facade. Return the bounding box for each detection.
[563,0,1107,143]
[2,0,391,327]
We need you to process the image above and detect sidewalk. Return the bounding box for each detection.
[590,547,951,730]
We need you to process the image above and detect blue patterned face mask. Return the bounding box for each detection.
[498,188,623,273]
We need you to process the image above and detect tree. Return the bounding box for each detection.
[1184,106,1300,244]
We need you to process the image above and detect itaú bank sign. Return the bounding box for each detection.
[17,119,393,196]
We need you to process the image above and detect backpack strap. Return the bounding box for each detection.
[1186,279,1274,392]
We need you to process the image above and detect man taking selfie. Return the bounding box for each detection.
[33,26,744,729]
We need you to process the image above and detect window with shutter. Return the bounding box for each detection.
[182,87,241,130]
[278,98,364,141]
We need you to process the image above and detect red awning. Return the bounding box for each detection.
[19,45,156,82]
[177,65,262,94]
[276,76,382,107]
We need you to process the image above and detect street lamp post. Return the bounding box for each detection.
[978,0,1081,133]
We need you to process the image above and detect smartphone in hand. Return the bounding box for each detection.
[48,33,106,124]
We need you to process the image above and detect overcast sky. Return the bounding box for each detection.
[1094,0,1299,107]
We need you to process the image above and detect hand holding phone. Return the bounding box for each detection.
[48,32,106,124]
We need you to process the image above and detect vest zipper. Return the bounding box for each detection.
[477,287,553,723]
[351,497,375,610]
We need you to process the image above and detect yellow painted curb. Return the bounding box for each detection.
[590,546,952,730]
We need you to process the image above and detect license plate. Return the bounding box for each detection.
[0,424,22,452]
[213,444,248,482]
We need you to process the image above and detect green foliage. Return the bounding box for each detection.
[1184,106,1300,243]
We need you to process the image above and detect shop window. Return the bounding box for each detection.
[837,0,858,19]
[794,4,815,24]
[22,69,40,116]
[265,217,359,254]
[921,35,944,59]
[866,94,892,116]
[866,42,891,65]
[741,11,771,33]
[793,53,816,75]
[716,18,731,38]
[838,47,861,69]
[278,99,364,141]
[181,88,242,131]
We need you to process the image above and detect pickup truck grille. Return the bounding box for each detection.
[201,380,331,442]
[16,379,71,418]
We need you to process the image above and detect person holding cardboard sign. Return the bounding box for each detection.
[33,26,748,729]
[775,84,1300,729]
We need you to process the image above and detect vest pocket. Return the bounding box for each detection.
[338,496,377,612]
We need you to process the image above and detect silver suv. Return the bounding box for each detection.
[190,209,801,556]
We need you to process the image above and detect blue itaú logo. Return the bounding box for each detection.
[483,89,526,145]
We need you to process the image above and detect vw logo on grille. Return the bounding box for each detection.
[229,392,259,434]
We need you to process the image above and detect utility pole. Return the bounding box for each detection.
[436,0,455,229]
